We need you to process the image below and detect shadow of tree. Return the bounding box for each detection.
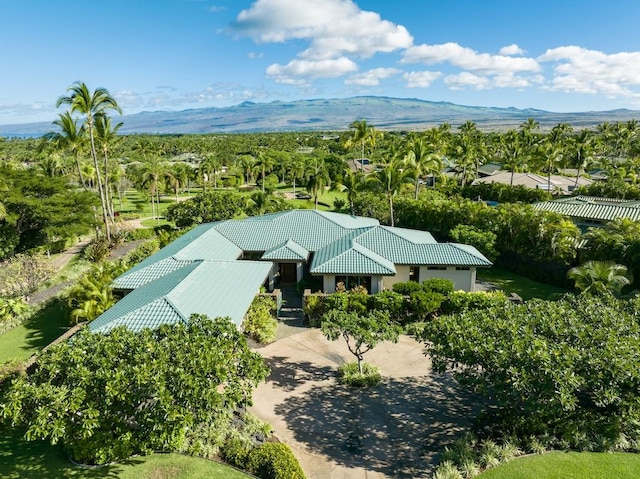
[20,298,70,355]
[264,355,334,392]
[273,371,485,477]
[0,427,128,478]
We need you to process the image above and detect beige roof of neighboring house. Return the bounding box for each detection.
[471,172,592,193]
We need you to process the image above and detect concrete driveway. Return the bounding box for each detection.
[249,328,484,479]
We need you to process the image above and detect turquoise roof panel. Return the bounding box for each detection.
[214,210,378,252]
[113,257,197,290]
[353,226,438,262]
[262,239,309,261]
[113,224,242,289]
[90,260,273,333]
[312,240,396,275]
[533,196,640,222]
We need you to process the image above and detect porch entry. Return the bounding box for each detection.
[279,263,297,284]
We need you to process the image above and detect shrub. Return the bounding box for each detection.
[247,443,306,479]
[337,362,382,387]
[333,198,346,211]
[421,278,455,295]
[370,290,405,322]
[83,238,112,262]
[124,238,160,266]
[303,294,325,327]
[407,290,444,320]
[222,438,251,469]
[392,281,423,295]
[125,227,157,241]
[243,296,278,344]
[441,290,509,315]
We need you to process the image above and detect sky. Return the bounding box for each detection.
[2,0,640,125]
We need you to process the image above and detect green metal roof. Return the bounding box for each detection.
[533,196,640,222]
[353,226,437,262]
[91,260,273,333]
[312,236,396,275]
[262,239,309,261]
[115,223,242,289]
[214,210,378,251]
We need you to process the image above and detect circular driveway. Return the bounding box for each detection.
[249,328,484,479]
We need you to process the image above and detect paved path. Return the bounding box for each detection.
[250,328,485,479]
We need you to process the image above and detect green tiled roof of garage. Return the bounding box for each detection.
[262,239,309,261]
[533,196,640,222]
[214,210,378,251]
[113,257,198,290]
[91,260,273,333]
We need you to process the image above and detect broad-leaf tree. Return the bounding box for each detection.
[0,316,269,465]
[322,309,401,374]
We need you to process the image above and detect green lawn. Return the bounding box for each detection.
[0,428,250,479]
[0,300,70,364]
[477,267,568,300]
[478,451,640,478]
[114,190,189,219]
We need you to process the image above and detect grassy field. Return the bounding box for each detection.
[478,451,640,478]
[0,299,69,364]
[477,267,568,300]
[0,428,250,479]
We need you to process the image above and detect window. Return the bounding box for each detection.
[335,275,371,293]
[427,266,446,271]
[409,266,420,282]
[456,267,470,271]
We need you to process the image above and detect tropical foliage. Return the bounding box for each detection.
[423,294,640,445]
[0,315,269,465]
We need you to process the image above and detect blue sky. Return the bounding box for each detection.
[2,0,640,125]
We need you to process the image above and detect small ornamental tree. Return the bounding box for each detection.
[0,315,269,465]
[321,309,401,375]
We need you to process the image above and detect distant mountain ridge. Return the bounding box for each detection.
[2,96,640,137]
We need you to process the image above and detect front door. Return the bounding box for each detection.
[280,263,297,284]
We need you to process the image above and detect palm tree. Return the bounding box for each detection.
[288,155,306,198]
[501,130,527,186]
[94,114,123,220]
[572,129,595,188]
[306,160,331,209]
[43,111,88,189]
[57,82,121,241]
[404,136,442,198]
[544,123,573,191]
[238,155,256,186]
[255,150,275,193]
[367,158,414,226]
[568,261,631,296]
[343,120,380,171]
[339,168,365,215]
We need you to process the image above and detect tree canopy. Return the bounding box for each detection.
[0,315,269,465]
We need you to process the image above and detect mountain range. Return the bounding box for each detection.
[2,96,640,137]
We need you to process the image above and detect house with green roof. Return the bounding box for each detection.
[533,196,640,229]
[91,210,491,333]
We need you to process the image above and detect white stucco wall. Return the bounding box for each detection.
[323,275,336,293]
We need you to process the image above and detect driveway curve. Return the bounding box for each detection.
[250,328,484,479]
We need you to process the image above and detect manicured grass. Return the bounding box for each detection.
[0,300,70,364]
[478,451,640,479]
[477,267,568,300]
[114,190,189,219]
[0,428,250,479]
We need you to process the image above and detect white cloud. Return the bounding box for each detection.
[233,0,411,85]
[248,51,264,59]
[539,46,640,99]
[402,42,540,75]
[234,0,412,59]
[499,44,525,56]
[266,57,358,85]
[444,72,491,90]
[345,67,400,86]
[403,71,442,88]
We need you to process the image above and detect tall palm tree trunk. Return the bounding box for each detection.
[88,123,111,241]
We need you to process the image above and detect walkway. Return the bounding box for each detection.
[250,328,485,479]
[274,285,307,341]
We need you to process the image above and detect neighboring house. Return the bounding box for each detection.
[476,162,503,177]
[471,172,592,194]
[91,210,491,333]
[347,158,375,173]
[533,195,640,229]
